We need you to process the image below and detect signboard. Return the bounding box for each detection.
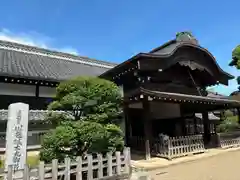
[5,103,29,171]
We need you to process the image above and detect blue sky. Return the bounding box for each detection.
[0,0,239,95]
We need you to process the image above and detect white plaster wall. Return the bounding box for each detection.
[0,83,35,96]
[0,83,56,97]
[150,102,181,119]
[39,86,56,98]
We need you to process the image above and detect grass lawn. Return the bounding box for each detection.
[26,155,40,167]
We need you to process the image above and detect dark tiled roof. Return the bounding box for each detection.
[230,91,240,96]
[102,34,234,81]
[0,40,117,81]
[149,40,234,78]
[126,88,240,108]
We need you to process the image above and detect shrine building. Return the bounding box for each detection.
[0,32,239,155]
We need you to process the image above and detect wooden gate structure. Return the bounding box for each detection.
[100,32,240,160]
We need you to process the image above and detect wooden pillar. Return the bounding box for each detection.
[35,84,39,97]
[123,103,130,146]
[142,96,152,160]
[202,111,210,144]
[194,117,197,134]
[180,105,186,136]
[213,122,217,134]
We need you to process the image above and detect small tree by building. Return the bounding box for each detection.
[229,45,240,91]
[40,77,124,162]
[216,110,239,133]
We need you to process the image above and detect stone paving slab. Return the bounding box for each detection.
[131,147,240,171]
[149,149,240,180]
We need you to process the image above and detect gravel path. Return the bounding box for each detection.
[149,150,240,180]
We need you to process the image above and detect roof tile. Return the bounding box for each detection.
[0,41,116,81]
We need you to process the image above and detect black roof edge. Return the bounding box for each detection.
[99,53,146,78]
[99,52,171,78]
[0,73,61,83]
[230,91,240,96]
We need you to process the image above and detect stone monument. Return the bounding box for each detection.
[4,103,29,172]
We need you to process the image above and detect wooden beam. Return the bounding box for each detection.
[35,85,39,98]
[123,102,130,146]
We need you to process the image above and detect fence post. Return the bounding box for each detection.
[87,155,93,180]
[168,138,172,160]
[115,151,121,175]
[107,152,113,176]
[7,165,13,180]
[52,159,58,180]
[123,147,131,174]
[23,164,29,180]
[76,156,83,180]
[38,161,45,180]
[97,154,103,179]
[64,158,71,180]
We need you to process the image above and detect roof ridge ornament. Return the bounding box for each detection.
[176,31,199,45]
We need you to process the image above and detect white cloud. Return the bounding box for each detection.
[59,47,79,55]
[0,28,79,55]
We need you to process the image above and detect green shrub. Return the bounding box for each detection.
[40,121,124,163]
[40,77,124,163]
[216,116,239,133]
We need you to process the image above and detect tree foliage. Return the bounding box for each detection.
[40,77,124,162]
[231,46,240,91]
[216,110,239,133]
[47,76,122,124]
[232,45,240,69]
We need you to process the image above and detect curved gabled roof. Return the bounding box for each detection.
[149,40,234,79]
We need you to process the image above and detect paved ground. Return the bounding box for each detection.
[149,149,240,180]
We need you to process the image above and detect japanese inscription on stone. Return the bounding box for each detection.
[5,103,29,171]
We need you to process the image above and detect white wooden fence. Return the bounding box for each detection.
[130,135,205,160]
[152,135,205,159]
[219,139,240,148]
[0,147,131,180]
[217,131,240,149]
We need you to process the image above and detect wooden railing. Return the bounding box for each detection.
[217,131,240,149]
[130,135,205,160]
[1,147,131,180]
[153,135,205,159]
